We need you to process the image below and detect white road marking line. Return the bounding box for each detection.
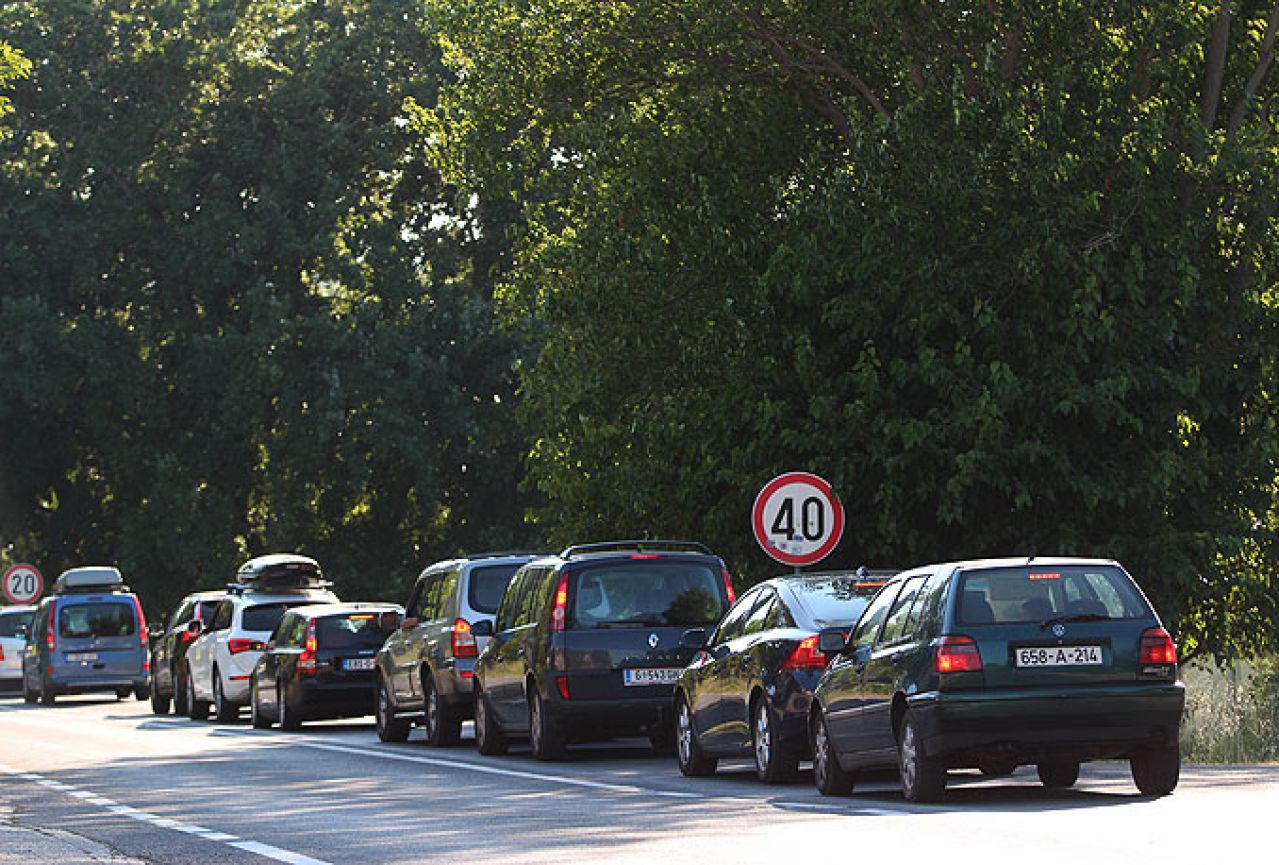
[203,833,240,842]
[87,797,116,806]
[229,840,332,865]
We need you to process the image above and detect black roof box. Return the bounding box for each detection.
[54,566,130,595]
[230,554,330,593]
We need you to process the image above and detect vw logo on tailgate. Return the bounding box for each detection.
[1052,624,1066,638]
[648,633,660,649]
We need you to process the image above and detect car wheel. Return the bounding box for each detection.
[213,669,238,722]
[115,687,131,700]
[277,684,301,731]
[675,695,717,777]
[474,687,508,756]
[421,671,461,747]
[528,688,566,761]
[39,675,56,706]
[150,683,171,715]
[134,683,149,701]
[1036,758,1080,789]
[753,697,799,784]
[173,667,190,716]
[23,676,38,704]
[374,676,410,743]
[899,712,946,802]
[811,711,853,795]
[186,665,209,720]
[250,681,271,729]
[648,726,675,755]
[1130,747,1179,797]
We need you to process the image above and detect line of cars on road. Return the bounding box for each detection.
[6,544,1187,803]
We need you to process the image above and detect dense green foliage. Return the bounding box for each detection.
[0,39,31,123]
[426,0,1279,661]
[0,0,537,612]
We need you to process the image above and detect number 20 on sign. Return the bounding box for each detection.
[752,472,845,567]
[3,563,44,605]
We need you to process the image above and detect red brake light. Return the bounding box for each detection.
[227,638,264,654]
[298,618,318,674]
[556,675,570,700]
[46,606,56,651]
[452,618,477,658]
[0,645,5,661]
[720,568,736,605]
[935,636,983,673]
[781,634,828,670]
[629,554,662,560]
[132,596,148,648]
[1139,627,1177,665]
[551,572,570,632]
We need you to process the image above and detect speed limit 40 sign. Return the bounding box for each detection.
[2,563,44,605]
[752,472,845,567]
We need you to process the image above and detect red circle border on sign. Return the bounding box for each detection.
[2,563,44,605]
[751,472,845,567]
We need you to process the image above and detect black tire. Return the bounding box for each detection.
[375,676,410,743]
[150,684,171,715]
[753,697,799,784]
[277,684,301,731]
[173,668,190,716]
[421,670,462,746]
[648,726,675,755]
[474,688,508,756]
[135,683,149,701]
[1037,759,1080,789]
[23,676,37,704]
[213,670,238,722]
[811,711,854,795]
[39,676,56,706]
[250,681,271,729]
[899,712,946,802]
[1130,747,1179,797]
[186,665,209,720]
[528,688,566,761]
[115,688,131,700]
[675,695,717,777]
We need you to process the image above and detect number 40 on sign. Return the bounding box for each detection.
[751,472,845,568]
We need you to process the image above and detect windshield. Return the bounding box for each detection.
[569,560,727,629]
[317,614,390,650]
[789,576,888,629]
[58,602,136,638]
[0,611,34,638]
[957,565,1150,625]
[468,563,524,615]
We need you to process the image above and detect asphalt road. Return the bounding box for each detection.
[1,695,1275,864]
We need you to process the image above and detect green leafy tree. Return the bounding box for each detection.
[428,0,1279,662]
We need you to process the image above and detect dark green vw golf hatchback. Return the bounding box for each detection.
[810,557,1184,802]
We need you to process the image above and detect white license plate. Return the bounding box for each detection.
[1015,645,1103,667]
[623,668,681,686]
[343,658,375,671]
[66,652,98,662]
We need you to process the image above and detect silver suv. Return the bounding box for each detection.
[375,552,540,744]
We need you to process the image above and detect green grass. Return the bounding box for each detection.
[1181,656,1279,764]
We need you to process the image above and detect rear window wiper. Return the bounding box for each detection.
[1039,613,1111,630]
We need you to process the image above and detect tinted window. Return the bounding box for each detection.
[569,560,727,629]
[742,591,779,637]
[59,602,136,638]
[848,582,903,651]
[405,576,428,619]
[241,602,302,632]
[195,600,221,623]
[0,611,34,638]
[168,600,196,630]
[496,568,536,632]
[317,614,389,650]
[275,614,307,648]
[210,599,234,631]
[713,588,764,643]
[789,577,889,629]
[877,576,929,645]
[957,565,1150,625]
[468,564,524,615]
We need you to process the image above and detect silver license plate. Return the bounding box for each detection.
[1015,645,1103,667]
[343,658,375,671]
[622,668,681,686]
[66,652,98,662]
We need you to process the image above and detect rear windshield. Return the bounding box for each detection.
[468,563,524,615]
[242,602,305,632]
[790,577,888,629]
[58,602,136,638]
[570,560,727,629]
[317,614,390,650]
[957,565,1150,625]
[0,611,34,638]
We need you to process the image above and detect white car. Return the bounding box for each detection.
[0,605,37,692]
[183,555,339,721]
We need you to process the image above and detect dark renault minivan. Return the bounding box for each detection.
[23,567,150,705]
[472,541,736,760]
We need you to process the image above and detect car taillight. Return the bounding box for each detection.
[298,618,318,674]
[935,636,983,673]
[551,572,569,633]
[556,675,570,700]
[180,629,196,644]
[0,645,5,661]
[452,618,477,658]
[720,567,736,605]
[46,606,56,651]
[132,596,148,648]
[227,638,265,654]
[781,634,828,670]
[1139,627,1177,665]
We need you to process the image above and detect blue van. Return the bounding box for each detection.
[22,566,151,705]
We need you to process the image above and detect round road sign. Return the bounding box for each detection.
[752,472,845,567]
[2,563,44,605]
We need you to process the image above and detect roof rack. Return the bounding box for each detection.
[560,540,714,559]
[462,550,548,560]
[54,566,130,595]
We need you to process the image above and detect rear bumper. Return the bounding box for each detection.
[550,694,671,737]
[910,682,1185,764]
[294,680,375,720]
[43,675,148,694]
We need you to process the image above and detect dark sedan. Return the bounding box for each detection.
[672,571,893,783]
[250,603,402,730]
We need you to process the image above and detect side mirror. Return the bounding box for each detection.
[680,628,708,650]
[399,616,419,631]
[379,611,404,632]
[470,619,494,637]
[818,628,850,655]
[186,619,205,638]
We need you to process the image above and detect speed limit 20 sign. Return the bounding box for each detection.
[2,563,44,605]
[752,472,845,567]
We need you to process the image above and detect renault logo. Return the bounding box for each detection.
[648,633,660,649]
[1052,624,1066,638]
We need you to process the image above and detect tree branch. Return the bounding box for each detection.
[1194,1,1234,162]
[1227,1,1279,137]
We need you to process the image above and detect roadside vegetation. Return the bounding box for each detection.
[1183,657,1279,764]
